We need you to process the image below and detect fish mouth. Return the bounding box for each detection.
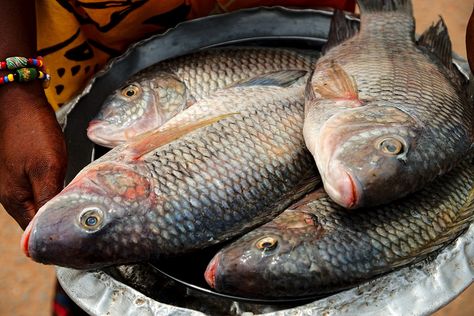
[87,120,126,148]
[205,253,221,289]
[21,216,37,258]
[323,163,362,209]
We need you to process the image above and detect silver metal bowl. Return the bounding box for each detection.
[57,7,474,315]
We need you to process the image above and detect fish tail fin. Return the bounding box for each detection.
[357,0,412,14]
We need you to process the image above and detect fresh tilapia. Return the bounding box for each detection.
[22,85,318,269]
[205,158,474,298]
[304,0,473,209]
[87,47,317,147]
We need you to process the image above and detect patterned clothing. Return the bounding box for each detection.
[36,0,355,110]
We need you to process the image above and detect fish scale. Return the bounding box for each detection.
[24,86,319,269]
[206,157,474,298]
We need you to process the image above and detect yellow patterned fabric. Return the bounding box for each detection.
[36,0,355,110]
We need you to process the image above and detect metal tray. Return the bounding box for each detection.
[57,6,474,316]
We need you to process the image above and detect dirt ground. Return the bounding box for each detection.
[0,206,55,316]
[0,1,473,315]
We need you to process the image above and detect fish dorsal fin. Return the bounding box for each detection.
[128,113,236,160]
[323,10,359,54]
[357,0,412,14]
[308,62,359,101]
[231,70,307,88]
[417,17,453,68]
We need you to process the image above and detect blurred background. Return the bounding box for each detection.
[0,0,473,315]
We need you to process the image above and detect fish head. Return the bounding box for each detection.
[316,105,422,208]
[205,210,323,297]
[21,163,154,269]
[87,71,188,148]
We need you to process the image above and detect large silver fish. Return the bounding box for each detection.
[304,0,473,209]
[205,157,474,298]
[87,47,316,147]
[22,84,318,269]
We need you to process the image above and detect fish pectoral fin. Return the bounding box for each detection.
[322,10,359,54]
[231,70,307,88]
[417,17,453,69]
[309,62,360,102]
[128,113,238,160]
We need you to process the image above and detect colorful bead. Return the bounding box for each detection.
[6,57,28,70]
[42,72,51,89]
[16,68,38,82]
[37,57,46,74]
[0,56,46,70]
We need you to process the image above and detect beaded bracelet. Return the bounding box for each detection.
[0,67,51,88]
[0,56,44,70]
[0,56,50,88]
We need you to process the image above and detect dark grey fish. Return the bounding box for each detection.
[304,0,473,209]
[22,85,318,269]
[205,158,474,298]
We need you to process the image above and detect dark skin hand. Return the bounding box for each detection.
[468,7,474,73]
[0,0,67,229]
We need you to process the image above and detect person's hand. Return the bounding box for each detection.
[467,7,474,73]
[0,83,67,229]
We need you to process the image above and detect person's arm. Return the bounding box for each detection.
[0,0,67,229]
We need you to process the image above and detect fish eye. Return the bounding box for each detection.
[376,137,405,156]
[121,84,140,98]
[255,236,278,251]
[79,207,104,231]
